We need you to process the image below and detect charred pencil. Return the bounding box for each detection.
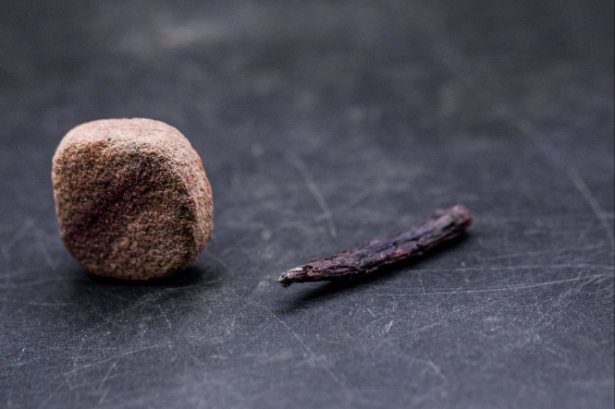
[278,205,472,287]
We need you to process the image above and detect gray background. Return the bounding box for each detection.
[1,1,613,408]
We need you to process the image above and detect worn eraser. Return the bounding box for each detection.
[51,118,214,280]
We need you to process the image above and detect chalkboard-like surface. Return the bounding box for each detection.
[1,1,613,408]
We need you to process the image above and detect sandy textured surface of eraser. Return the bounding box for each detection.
[52,118,213,280]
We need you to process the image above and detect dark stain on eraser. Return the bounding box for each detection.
[52,118,214,281]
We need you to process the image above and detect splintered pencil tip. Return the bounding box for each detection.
[278,267,303,287]
[278,273,293,287]
[278,276,292,287]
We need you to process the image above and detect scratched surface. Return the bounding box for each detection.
[1,1,613,408]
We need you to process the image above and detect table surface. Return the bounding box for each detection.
[1,1,613,408]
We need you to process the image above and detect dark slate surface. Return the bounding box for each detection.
[1,1,613,408]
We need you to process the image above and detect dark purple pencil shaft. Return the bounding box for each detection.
[278,205,472,287]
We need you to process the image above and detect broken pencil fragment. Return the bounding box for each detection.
[278,205,472,287]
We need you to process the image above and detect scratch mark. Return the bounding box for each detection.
[415,263,614,273]
[517,120,614,254]
[64,344,163,375]
[481,245,607,261]
[434,284,463,310]
[97,361,118,392]
[417,271,427,295]
[383,320,394,334]
[1,218,33,261]
[568,169,615,253]
[157,305,172,330]
[72,337,85,371]
[203,250,236,296]
[33,226,56,270]
[87,300,121,328]
[0,299,72,306]
[426,359,447,380]
[376,273,612,296]
[316,186,374,220]
[289,155,337,237]
[37,380,68,408]
[98,387,110,405]
[366,308,376,318]
[0,276,70,289]
[243,298,351,402]
[479,213,615,223]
